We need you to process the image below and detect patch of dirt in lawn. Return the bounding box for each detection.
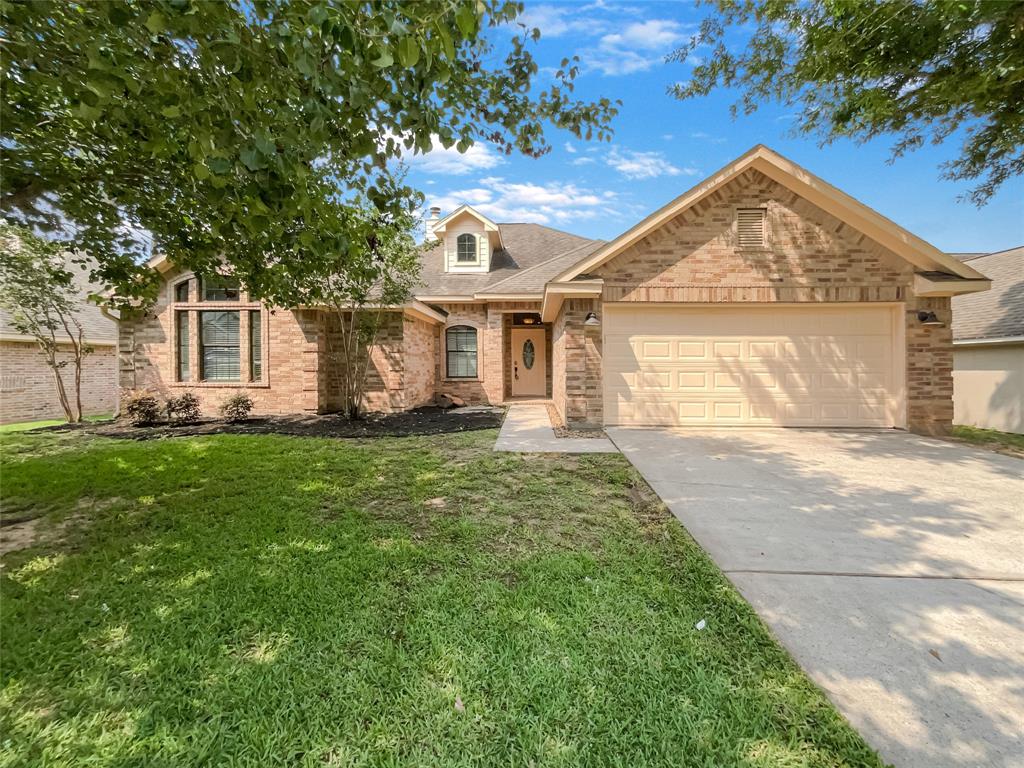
[37,406,505,441]
[545,403,608,439]
[0,511,91,558]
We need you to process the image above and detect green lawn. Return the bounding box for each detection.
[0,414,113,434]
[951,424,1024,454]
[0,429,883,767]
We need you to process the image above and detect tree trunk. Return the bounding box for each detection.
[57,311,85,422]
[38,341,75,423]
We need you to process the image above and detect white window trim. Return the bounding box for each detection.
[455,233,480,265]
[443,322,482,381]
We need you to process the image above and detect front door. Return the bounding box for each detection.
[511,327,546,397]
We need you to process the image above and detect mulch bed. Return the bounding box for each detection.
[545,403,608,439]
[35,406,505,441]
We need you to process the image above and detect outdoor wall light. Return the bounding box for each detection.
[584,312,601,326]
[917,311,944,327]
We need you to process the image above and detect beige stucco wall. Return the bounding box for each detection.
[0,340,118,424]
[953,343,1024,434]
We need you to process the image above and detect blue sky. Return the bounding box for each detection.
[401,0,1023,253]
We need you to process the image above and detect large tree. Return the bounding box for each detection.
[1,0,617,307]
[671,0,1024,204]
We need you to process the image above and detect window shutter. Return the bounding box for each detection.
[737,209,766,247]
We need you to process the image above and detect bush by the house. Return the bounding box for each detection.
[166,392,201,424]
[220,393,254,423]
[124,391,161,426]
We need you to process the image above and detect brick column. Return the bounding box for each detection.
[905,296,953,435]
[562,298,603,426]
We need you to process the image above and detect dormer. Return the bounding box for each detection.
[427,205,504,273]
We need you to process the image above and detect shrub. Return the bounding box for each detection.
[220,392,254,423]
[124,391,161,426]
[166,392,201,424]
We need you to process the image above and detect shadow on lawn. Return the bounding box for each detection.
[0,432,887,767]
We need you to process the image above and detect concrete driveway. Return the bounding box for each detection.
[608,427,1024,768]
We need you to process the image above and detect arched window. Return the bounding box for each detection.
[456,233,478,263]
[446,326,478,378]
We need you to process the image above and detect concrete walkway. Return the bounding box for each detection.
[493,404,617,453]
[609,427,1024,768]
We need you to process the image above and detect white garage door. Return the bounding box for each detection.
[604,304,903,427]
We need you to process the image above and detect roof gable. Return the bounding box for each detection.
[555,145,987,283]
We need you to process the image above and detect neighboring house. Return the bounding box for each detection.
[118,145,990,434]
[951,247,1023,433]
[0,256,119,424]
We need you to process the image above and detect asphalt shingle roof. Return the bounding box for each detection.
[951,246,1024,341]
[0,254,117,345]
[416,223,602,297]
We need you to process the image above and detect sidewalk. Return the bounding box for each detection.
[493,404,618,453]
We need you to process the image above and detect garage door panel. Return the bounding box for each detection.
[604,305,900,428]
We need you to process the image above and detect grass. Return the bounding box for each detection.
[0,429,883,767]
[0,414,113,434]
[951,424,1024,454]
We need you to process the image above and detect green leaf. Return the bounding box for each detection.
[455,5,477,38]
[161,105,181,118]
[397,37,420,67]
[435,23,455,59]
[371,48,394,68]
[145,11,166,35]
[75,102,102,122]
[193,162,210,180]
[239,147,267,171]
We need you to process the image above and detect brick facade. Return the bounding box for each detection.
[117,167,959,432]
[584,169,954,434]
[551,299,602,426]
[433,301,544,405]
[0,341,118,424]
[119,267,439,417]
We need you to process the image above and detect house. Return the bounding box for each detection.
[118,145,991,434]
[951,246,1023,433]
[0,256,119,424]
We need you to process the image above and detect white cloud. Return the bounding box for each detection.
[571,157,596,166]
[402,134,504,176]
[584,18,691,76]
[605,148,699,180]
[600,19,687,51]
[564,142,577,154]
[427,177,619,226]
[511,4,610,38]
[586,50,663,76]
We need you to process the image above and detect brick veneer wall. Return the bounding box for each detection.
[403,316,438,408]
[552,298,602,425]
[119,269,320,416]
[119,266,430,416]
[905,296,954,433]
[433,301,543,404]
[0,341,117,423]
[588,169,954,434]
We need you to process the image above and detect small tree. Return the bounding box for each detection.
[0,222,94,422]
[299,199,421,419]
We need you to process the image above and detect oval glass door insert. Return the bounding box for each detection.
[522,339,536,370]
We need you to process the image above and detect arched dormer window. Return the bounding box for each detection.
[456,233,478,264]
[445,325,478,378]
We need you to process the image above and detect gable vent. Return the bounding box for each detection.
[737,208,766,247]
